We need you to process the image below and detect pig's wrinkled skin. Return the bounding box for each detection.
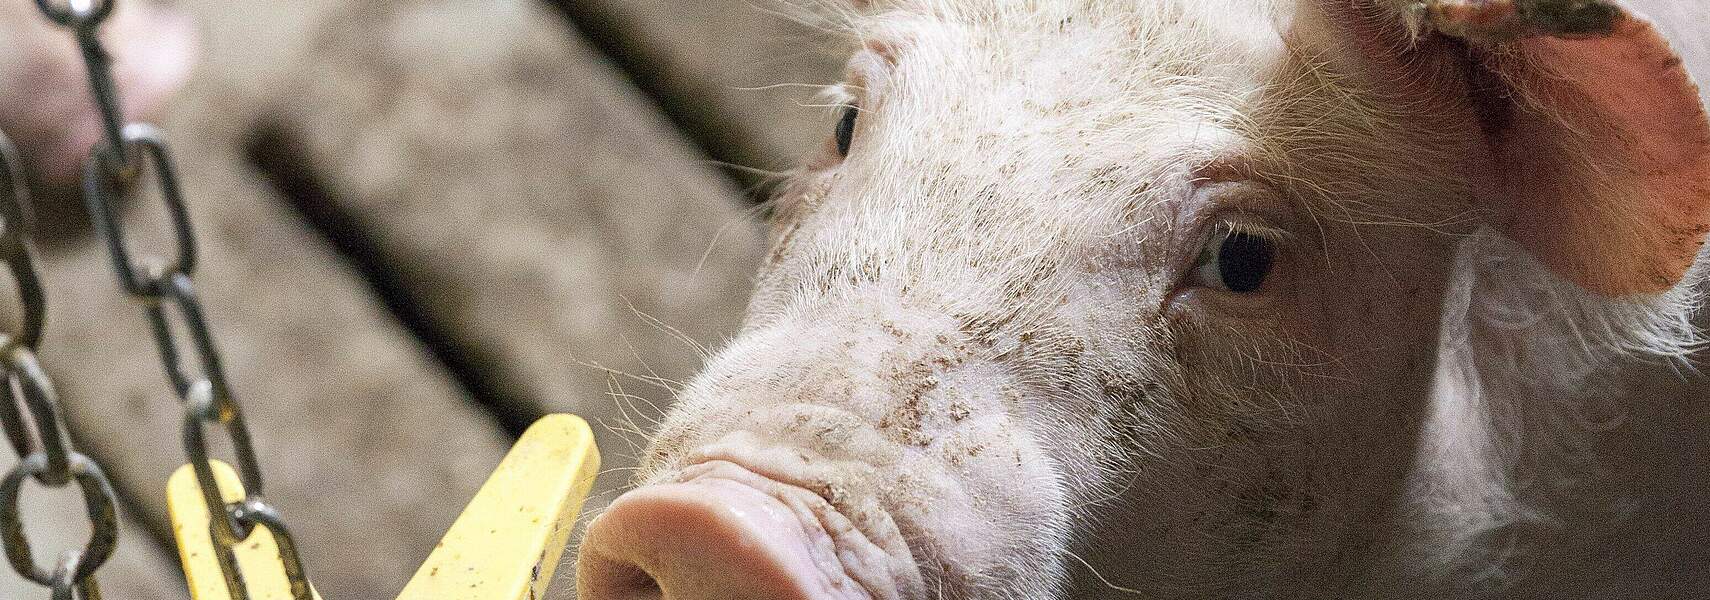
[578,0,1710,598]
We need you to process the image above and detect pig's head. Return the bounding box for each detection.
[577,0,1710,598]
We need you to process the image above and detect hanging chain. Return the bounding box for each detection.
[0,126,119,600]
[0,1,316,599]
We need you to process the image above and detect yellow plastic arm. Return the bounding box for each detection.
[166,414,600,600]
[166,461,324,600]
[395,414,601,600]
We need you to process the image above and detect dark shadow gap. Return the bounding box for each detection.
[536,0,778,202]
[243,124,533,440]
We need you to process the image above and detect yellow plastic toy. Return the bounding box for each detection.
[168,415,600,600]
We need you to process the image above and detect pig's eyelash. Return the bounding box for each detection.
[817,83,861,108]
[800,101,859,110]
[731,82,842,92]
[1214,220,1294,246]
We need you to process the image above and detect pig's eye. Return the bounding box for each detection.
[835,105,858,157]
[1192,225,1279,294]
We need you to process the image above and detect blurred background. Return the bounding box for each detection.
[0,0,847,597]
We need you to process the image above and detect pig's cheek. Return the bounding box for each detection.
[1164,289,1323,414]
[909,412,1071,557]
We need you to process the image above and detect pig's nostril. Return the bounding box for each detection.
[633,575,663,600]
[578,545,667,600]
[577,478,864,600]
[577,539,666,600]
[590,562,662,600]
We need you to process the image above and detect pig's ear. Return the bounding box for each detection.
[1440,4,1710,296]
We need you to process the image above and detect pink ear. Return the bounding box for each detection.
[1479,13,1710,295]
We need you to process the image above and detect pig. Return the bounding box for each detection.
[576,0,1710,598]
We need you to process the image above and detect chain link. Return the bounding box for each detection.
[0,127,116,600]
[0,1,316,598]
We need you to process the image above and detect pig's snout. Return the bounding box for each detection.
[578,460,913,600]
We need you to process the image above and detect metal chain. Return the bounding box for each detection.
[0,1,316,599]
[0,128,119,599]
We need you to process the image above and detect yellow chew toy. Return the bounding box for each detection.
[168,414,601,600]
